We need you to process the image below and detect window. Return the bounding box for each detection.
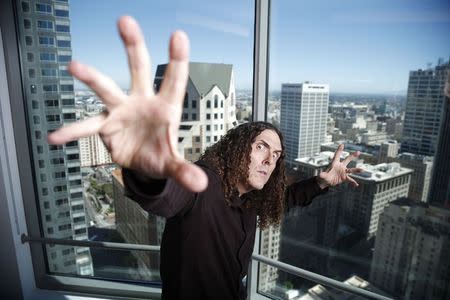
[41,68,57,77]
[55,24,70,32]
[43,84,57,92]
[55,9,69,17]
[4,0,254,298]
[39,36,55,46]
[21,1,30,12]
[36,3,52,14]
[40,53,56,62]
[45,99,59,107]
[24,18,31,29]
[57,40,71,48]
[58,55,71,62]
[263,0,450,298]
[25,36,32,45]
[59,69,71,77]
[33,115,40,124]
[214,95,218,108]
[37,20,53,30]
[26,52,33,62]
[62,98,74,106]
[60,84,73,92]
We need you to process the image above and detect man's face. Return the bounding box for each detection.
[238,129,283,195]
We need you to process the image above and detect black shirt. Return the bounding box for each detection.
[123,161,325,300]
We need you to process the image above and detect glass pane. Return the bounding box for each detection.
[48,246,162,283]
[16,0,254,283]
[265,0,450,299]
[258,263,394,299]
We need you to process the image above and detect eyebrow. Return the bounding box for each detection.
[257,139,283,154]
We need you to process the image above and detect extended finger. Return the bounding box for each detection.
[47,114,106,145]
[118,16,153,96]
[69,61,125,107]
[347,167,363,173]
[331,144,344,164]
[342,151,360,166]
[166,159,208,192]
[158,31,190,105]
[346,175,359,187]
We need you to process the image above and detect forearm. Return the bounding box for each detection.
[122,168,194,218]
[284,176,329,211]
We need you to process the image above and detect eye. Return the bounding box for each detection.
[256,144,265,150]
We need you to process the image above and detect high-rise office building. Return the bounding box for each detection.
[155,62,238,162]
[388,153,433,203]
[276,152,344,286]
[378,140,400,163]
[401,60,450,156]
[280,82,329,167]
[370,198,450,299]
[429,75,450,208]
[112,169,164,281]
[79,111,112,167]
[16,0,92,275]
[258,226,281,293]
[345,163,412,238]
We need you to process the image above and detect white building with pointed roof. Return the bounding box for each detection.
[155,62,238,161]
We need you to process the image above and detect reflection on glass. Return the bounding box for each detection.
[259,264,393,299]
[49,246,162,284]
[265,0,450,299]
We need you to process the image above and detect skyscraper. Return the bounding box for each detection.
[16,0,92,275]
[345,162,412,238]
[428,73,450,208]
[401,60,450,156]
[112,169,164,281]
[278,152,344,281]
[370,198,450,299]
[388,153,433,203]
[154,62,238,162]
[280,82,329,168]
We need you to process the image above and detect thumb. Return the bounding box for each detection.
[166,159,208,192]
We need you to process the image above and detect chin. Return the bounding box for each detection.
[249,182,266,191]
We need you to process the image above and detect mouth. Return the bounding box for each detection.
[257,170,268,176]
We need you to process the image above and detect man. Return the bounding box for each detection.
[48,16,361,300]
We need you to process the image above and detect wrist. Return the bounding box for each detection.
[316,175,329,190]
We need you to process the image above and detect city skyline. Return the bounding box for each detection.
[70,0,450,93]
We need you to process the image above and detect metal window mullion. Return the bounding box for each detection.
[248,1,270,299]
[252,0,270,122]
[21,234,161,252]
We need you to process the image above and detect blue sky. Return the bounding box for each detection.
[70,0,450,94]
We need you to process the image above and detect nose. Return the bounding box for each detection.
[263,152,274,166]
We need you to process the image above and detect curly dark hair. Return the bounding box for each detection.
[200,121,286,229]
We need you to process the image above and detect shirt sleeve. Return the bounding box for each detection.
[122,168,195,218]
[284,176,329,212]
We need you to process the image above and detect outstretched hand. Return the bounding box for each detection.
[317,144,363,189]
[47,16,208,192]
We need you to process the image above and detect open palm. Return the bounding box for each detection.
[48,16,208,192]
[317,144,363,188]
